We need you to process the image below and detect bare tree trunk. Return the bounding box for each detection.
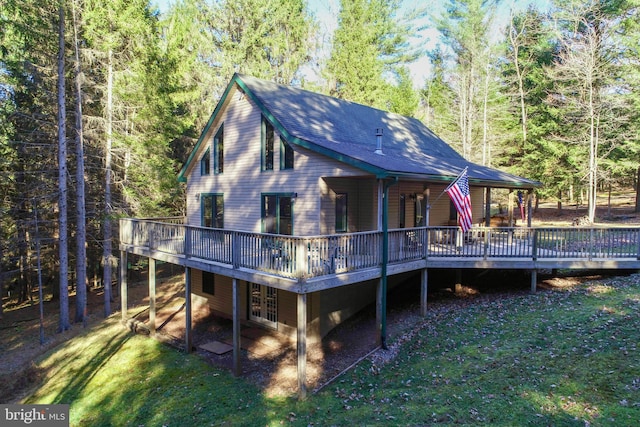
[635,166,640,213]
[508,13,528,147]
[482,62,490,167]
[57,1,70,332]
[102,48,114,317]
[72,0,87,325]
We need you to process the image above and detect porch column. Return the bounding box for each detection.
[120,250,128,321]
[527,189,533,227]
[297,293,307,400]
[420,268,428,317]
[232,278,241,376]
[508,190,514,226]
[148,258,156,335]
[424,186,430,226]
[185,267,192,353]
[377,180,383,230]
[485,188,492,227]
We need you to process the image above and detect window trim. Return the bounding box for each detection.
[261,116,274,171]
[261,193,294,235]
[201,193,224,228]
[280,136,294,170]
[214,124,224,174]
[335,192,348,233]
[200,148,210,176]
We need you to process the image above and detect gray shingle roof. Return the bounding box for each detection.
[236,75,539,189]
[180,74,539,188]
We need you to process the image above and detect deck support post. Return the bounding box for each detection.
[232,278,241,376]
[530,269,537,293]
[120,250,128,321]
[454,269,462,294]
[376,278,385,346]
[297,293,307,400]
[185,267,192,353]
[148,258,156,335]
[420,268,428,316]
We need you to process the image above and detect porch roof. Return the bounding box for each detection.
[180,74,540,189]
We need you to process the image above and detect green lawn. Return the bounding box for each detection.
[25,276,640,426]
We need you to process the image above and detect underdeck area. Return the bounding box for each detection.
[119,218,640,398]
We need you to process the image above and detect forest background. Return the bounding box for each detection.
[1,0,639,330]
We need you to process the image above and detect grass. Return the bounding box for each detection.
[23,276,640,426]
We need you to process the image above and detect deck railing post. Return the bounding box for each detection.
[483,227,489,260]
[532,229,538,261]
[423,227,429,260]
[184,226,191,258]
[232,232,240,269]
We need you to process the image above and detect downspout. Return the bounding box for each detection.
[380,176,398,349]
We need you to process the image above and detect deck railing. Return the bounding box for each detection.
[120,218,640,280]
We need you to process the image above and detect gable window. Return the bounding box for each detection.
[214,124,224,174]
[280,137,294,170]
[262,116,274,171]
[202,194,224,228]
[335,193,348,232]
[200,148,210,175]
[202,271,215,295]
[262,194,293,235]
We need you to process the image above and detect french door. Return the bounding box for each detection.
[250,283,277,328]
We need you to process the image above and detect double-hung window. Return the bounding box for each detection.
[202,194,224,228]
[214,124,223,174]
[262,116,274,171]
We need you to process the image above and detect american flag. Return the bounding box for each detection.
[445,168,473,232]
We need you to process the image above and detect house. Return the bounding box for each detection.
[174,73,538,339]
[119,74,640,400]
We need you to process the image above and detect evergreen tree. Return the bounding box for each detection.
[325,0,422,109]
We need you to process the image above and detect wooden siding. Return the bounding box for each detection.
[192,270,248,320]
[185,83,373,236]
[191,269,324,341]
[318,280,377,337]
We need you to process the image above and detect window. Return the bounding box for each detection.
[335,193,348,232]
[202,194,224,228]
[399,194,406,228]
[200,148,210,175]
[202,271,215,295]
[214,124,223,174]
[262,116,274,171]
[280,137,294,170]
[262,194,293,235]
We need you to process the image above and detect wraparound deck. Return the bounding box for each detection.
[119,218,640,293]
[118,217,640,399]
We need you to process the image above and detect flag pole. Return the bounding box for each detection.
[432,167,468,205]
